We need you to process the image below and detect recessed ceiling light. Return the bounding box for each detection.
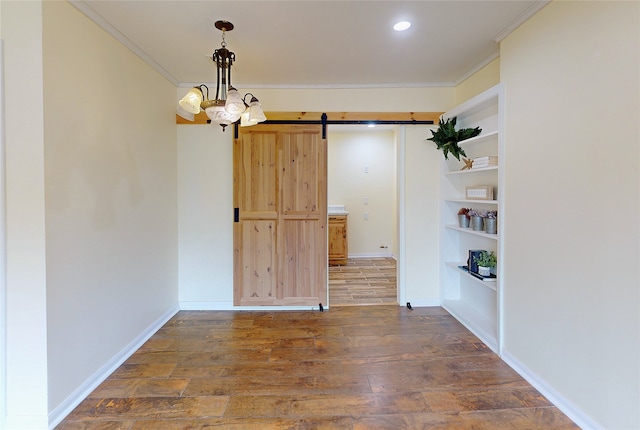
[393,21,411,31]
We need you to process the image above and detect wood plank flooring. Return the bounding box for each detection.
[329,257,397,306]
[56,306,578,429]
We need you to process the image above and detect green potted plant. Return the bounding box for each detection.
[484,211,497,234]
[457,208,471,228]
[473,250,497,277]
[426,117,482,161]
[468,209,484,231]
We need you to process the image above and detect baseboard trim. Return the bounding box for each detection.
[47,305,179,429]
[501,350,602,430]
[405,298,441,308]
[180,302,326,312]
[348,253,395,259]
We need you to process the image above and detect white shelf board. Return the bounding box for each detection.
[445,165,498,176]
[442,299,498,353]
[445,224,499,240]
[445,198,498,205]
[457,130,499,147]
[445,262,497,291]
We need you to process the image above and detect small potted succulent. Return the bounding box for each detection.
[468,209,484,231]
[473,250,497,277]
[484,211,497,234]
[457,208,471,228]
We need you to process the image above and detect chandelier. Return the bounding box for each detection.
[178,20,267,131]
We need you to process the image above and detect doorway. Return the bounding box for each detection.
[329,257,397,306]
[327,125,399,306]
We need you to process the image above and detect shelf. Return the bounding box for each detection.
[457,130,498,147]
[445,198,498,205]
[445,165,498,175]
[439,83,503,355]
[445,224,498,240]
[441,299,498,353]
[445,262,497,291]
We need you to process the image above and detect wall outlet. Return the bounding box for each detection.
[363,197,368,205]
[363,212,368,220]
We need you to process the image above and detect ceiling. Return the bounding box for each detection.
[71,0,548,89]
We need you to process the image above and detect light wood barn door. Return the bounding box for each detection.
[234,124,327,307]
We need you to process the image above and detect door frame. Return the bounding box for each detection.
[227,113,439,310]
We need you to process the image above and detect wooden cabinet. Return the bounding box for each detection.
[328,215,348,266]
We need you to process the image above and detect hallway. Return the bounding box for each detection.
[329,257,397,306]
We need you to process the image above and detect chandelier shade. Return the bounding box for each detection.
[239,94,266,127]
[177,20,267,131]
[178,87,204,114]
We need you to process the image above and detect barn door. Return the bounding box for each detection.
[233,124,327,307]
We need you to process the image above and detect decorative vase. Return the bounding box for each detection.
[471,215,484,231]
[458,214,470,228]
[485,217,497,234]
[478,266,491,277]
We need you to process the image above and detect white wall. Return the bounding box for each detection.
[402,125,442,306]
[455,58,500,105]
[500,2,639,429]
[42,1,178,423]
[1,2,49,428]
[177,86,454,309]
[327,130,396,257]
[178,125,234,308]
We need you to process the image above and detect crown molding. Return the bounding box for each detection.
[454,49,501,86]
[177,81,456,90]
[493,0,551,42]
[68,0,179,86]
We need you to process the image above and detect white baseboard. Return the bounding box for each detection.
[180,301,326,312]
[47,305,179,429]
[348,253,395,259]
[405,298,441,308]
[501,350,602,430]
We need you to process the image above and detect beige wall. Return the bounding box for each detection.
[1,2,48,427]
[2,1,181,426]
[500,2,639,429]
[327,130,396,257]
[455,58,500,105]
[177,124,234,306]
[43,1,179,418]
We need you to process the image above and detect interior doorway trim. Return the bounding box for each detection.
[251,113,435,139]
[205,112,442,309]
[0,39,7,428]
[397,126,407,307]
[177,111,442,127]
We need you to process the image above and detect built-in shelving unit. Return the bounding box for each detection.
[439,84,504,353]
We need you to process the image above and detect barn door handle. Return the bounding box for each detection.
[234,207,239,223]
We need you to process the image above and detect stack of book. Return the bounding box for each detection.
[472,156,498,169]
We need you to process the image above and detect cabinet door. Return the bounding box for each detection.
[328,216,347,266]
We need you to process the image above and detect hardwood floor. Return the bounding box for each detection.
[56,306,578,429]
[329,257,397,306]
